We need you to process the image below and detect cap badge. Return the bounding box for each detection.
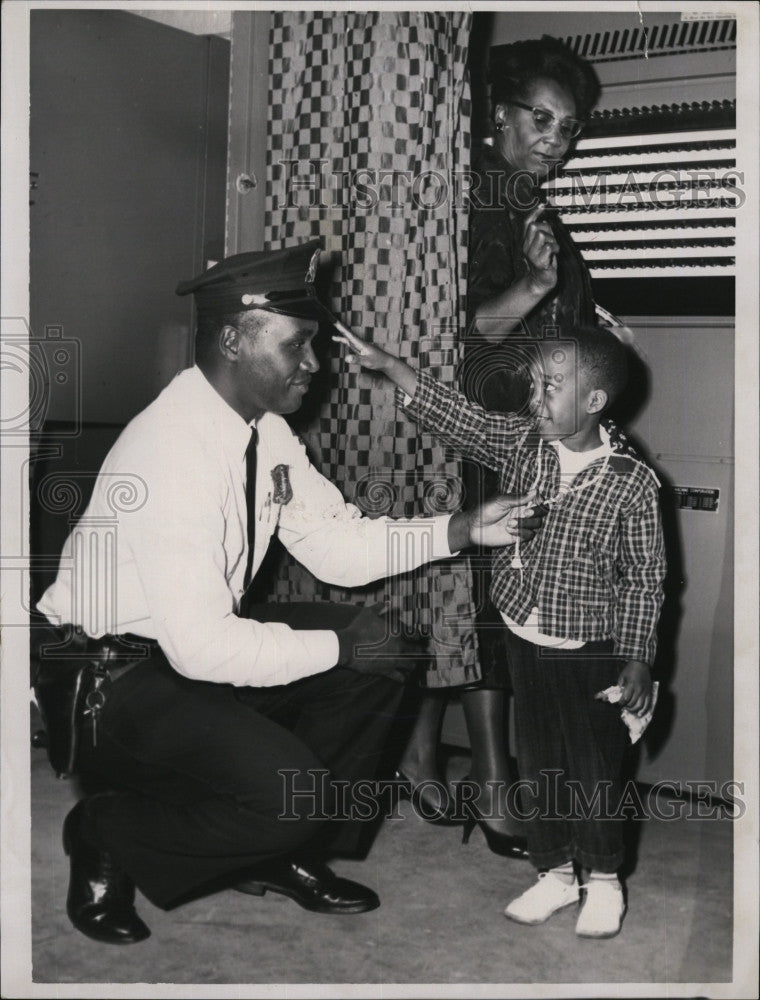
[306,248,320,285]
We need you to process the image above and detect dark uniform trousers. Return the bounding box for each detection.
[74,605,405,910]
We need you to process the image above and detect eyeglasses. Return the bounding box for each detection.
[505,100,584,141]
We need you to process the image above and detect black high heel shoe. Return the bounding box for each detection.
[394,768,464,827]
[461,801,529,859]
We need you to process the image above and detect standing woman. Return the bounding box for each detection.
[467,34,599,348]
[398,36,601,853]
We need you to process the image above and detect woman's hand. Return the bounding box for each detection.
[333,321,418,397]
[522,204,559,295]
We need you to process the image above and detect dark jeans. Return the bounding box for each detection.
[74,605,404,909]
[505,629,630,872]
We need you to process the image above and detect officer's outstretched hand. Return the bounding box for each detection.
[336,603,420,681]
[448,494,547,552]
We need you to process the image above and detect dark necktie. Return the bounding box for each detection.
[243,426,258,592]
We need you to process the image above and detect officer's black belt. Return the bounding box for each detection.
[85,633,160,683]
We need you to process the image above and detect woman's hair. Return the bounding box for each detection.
[489,35,601,120]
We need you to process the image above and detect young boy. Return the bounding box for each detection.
[334,322,665,939]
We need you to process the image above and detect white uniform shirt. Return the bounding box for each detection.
[38,366,455,687]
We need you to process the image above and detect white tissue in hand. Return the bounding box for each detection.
[595,681,659,744]
[598,684,623,704]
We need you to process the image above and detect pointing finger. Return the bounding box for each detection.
[333,318,353,337]
[333,320,365,349]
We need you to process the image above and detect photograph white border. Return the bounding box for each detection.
[2,2,758,997]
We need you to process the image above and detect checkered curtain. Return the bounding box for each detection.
[264,11,479,685]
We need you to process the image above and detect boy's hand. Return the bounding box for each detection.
[332,321,418,397]
[332,322,394,372]
[616,660,653,717]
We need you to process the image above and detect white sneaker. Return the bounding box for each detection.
[504,872,580,925]
[575,879,626,938]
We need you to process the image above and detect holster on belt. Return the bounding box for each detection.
[32,627,156,778]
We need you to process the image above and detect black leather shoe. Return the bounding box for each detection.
[235,858,380,914]
[62,798,151,944]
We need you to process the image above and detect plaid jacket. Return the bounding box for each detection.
[402,371,666,665]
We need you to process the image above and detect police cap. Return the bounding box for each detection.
[176,240,336,325]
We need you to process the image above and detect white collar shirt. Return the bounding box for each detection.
[38,366,455,687]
